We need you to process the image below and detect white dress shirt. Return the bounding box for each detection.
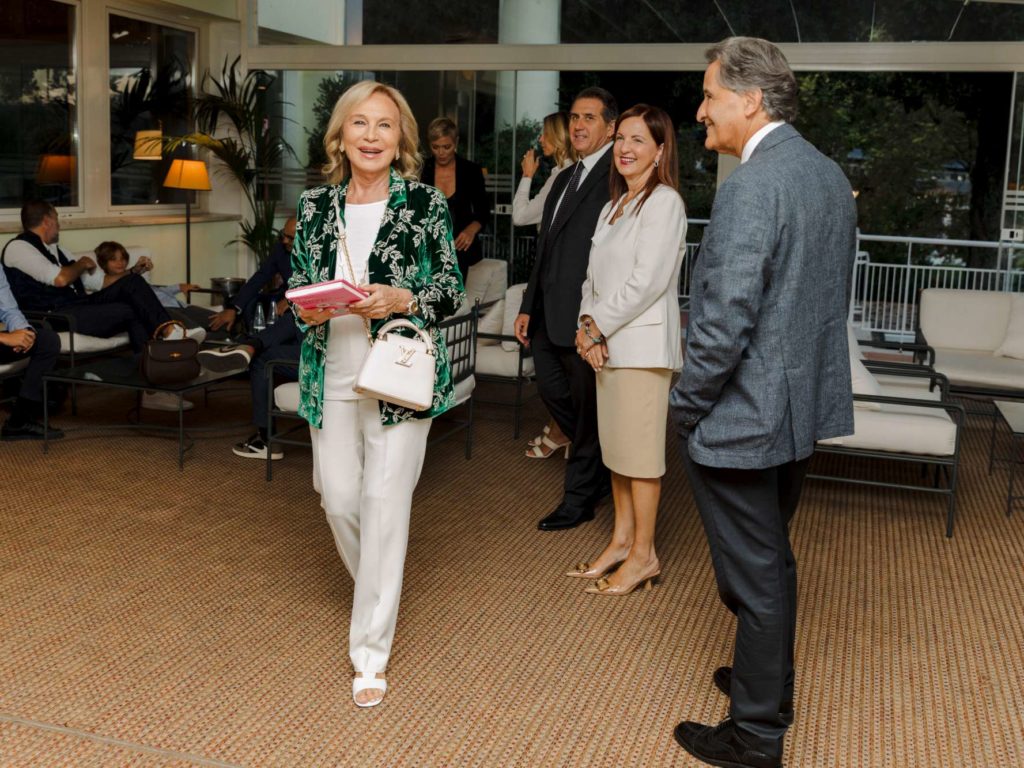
[512,158,573,228]
[3,238,104,291]
[741,121,786,164]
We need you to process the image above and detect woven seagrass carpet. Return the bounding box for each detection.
[1,382,1022,767]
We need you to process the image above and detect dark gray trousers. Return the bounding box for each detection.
[680,444,810,754]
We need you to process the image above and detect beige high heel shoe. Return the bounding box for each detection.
[584,566,661,595]
[564,559,624,580]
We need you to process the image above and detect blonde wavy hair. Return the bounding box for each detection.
[322,81,422,183]
[542,112,574,167]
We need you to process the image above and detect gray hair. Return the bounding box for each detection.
[705,37,798,123]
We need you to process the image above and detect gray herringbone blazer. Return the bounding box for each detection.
[670,123,857,469]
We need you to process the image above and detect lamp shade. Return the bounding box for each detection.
[163,159,211,191]
[132,129,163,161]
[36,154,76,184]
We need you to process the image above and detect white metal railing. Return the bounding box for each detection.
[851,233,1024,335]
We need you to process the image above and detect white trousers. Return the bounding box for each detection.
[311,398,431,674]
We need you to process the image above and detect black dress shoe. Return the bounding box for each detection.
[713,667,794,726]
[673,718,782,768]
[1,419,64,441]
[537,503,594,531]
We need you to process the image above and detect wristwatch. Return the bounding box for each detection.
[405,295,420,316]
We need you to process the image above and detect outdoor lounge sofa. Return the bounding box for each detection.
[916,288,1024,402]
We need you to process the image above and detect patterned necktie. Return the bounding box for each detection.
[548,161,585,235]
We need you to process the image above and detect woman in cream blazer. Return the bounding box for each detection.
[571,104,687,595]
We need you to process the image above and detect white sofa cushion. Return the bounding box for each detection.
[477,298,504,347]
[274,381,301,412]
[457,258,507,315]
[0,358,30,376]
[476,344,535,378]
[994,293,1024,360]
[933,347,1024,391]
[57,331,130,354]
[848,326,882,410]
[919,288,1013,352]
[502,284,527,352]
[453,374,475,405]
[818,399,956,457]
[846,322,865,360]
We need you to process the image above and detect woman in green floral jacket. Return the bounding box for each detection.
[288,81,464,708]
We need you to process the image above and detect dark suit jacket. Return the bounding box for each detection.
[670,123,857,469]
[519,147,612,347]
[421,155,489,276]
[231,239,293,317]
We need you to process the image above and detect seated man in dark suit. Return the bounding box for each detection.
[198,218,301,460]
[0,266,63,440]
[1,200,205,411]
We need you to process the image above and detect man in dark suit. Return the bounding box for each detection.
[670,38,857,768]
[514,87,617,531]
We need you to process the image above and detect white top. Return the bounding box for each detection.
[3,238,103,291]
[551,141,612,221]
[512,159,573,228]
[323,199,387,400]
[741,121,785,164]
[579,184,687,370]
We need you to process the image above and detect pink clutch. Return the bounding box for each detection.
[286,278,368,310]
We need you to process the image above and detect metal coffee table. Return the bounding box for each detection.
[989,400,1024,516]
[43,355,247,469]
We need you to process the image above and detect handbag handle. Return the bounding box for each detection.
[152,319,187,341]
[375,318,435,355]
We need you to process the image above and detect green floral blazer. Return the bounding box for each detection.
[289,169,465,428]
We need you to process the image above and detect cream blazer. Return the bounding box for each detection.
[579,184,687,370]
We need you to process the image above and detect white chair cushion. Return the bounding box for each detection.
[846,322,865,360]
[502,284,527,352]
[453,374,476,405]
[57,331,130,354]
[818,400,956,457]
[850,352,883,411]
[0,359,30,376]
[994,294,1024,360]
[933,347,1024,391]
[919,288,1013,352]
[476,344,535,378]
[873,374,941,400]
[458,258,507,315]
[274,381,301,412]
[477,298,504,347]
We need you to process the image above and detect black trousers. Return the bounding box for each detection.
[246,312,301,429]
[60,274,172,351]
[531,323,608,510]
[0,325,59,403]
[680,444,811,753]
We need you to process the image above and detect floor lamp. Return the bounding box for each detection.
[163,159,211,285]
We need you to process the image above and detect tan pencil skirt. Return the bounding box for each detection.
[595,367,673,479]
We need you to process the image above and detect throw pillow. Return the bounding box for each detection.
[477,298,504,347]
[994,294,1024,360]
[850,353,883,410]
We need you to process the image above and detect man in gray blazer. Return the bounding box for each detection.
[670,38,857,768]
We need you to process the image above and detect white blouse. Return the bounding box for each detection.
[511,159,573,228]
[323,199,387,400]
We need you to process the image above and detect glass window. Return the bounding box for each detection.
[0,0,77,209]
[109,14,194,206]
[254,1,1024,45]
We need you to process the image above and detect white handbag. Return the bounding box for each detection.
[353,318,436,411]
[330,191,436,411]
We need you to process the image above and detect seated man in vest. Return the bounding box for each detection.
[0,266,63,440]
[1,200,203,410]
[198,218,301,460]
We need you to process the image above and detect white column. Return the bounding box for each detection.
[497,0,561,128]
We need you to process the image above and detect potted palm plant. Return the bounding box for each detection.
[166,57,295,265]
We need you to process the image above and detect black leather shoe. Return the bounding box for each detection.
[713,667,794,726]
[537,503,594,531]
[1,419,64,441]
[673,718,782,768]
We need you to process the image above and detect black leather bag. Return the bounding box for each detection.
[140,321,201,385]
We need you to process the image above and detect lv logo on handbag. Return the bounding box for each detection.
[395,346,417,367]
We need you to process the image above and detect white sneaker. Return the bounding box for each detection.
[142,390,194,411]
[185,326,207,344]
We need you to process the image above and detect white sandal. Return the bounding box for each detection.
[527,424,551,448]
[525,433,571,460]
[352,674,387,708]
